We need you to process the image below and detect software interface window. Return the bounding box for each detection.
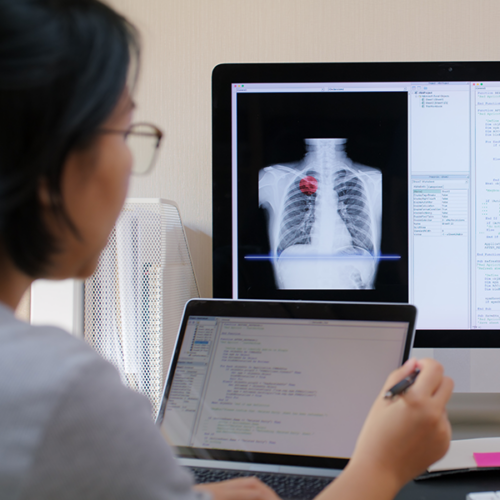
[164,316,407,458]
[231,82,499,332]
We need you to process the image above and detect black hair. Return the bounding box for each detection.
[0,0,139,276]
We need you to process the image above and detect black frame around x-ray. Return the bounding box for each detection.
[236,91,408,300]
[212,61,500,348]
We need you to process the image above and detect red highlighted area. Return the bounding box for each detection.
[299,176,318,195]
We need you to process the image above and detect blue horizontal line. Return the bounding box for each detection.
[244,254,401,261]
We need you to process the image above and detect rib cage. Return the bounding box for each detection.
[334,169,374,254]
[258,138,382,290]
[277,170,319,255]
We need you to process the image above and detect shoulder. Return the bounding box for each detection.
[0,311,114,401]
[0,310,122,496]
[0,309,200,500]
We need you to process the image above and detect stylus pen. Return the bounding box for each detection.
[384,368,421,399]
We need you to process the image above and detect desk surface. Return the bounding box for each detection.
[395,470,500,500]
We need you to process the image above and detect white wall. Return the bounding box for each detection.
[107,0,500,298]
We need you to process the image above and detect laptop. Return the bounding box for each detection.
[156,299,416,500]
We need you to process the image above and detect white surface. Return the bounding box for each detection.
[429,437,500,472]
[30,279,83,337]
[467,493,500,500]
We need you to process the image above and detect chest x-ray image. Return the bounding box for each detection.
[259,138,382,290]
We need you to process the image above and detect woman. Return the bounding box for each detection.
[0,1,453,499]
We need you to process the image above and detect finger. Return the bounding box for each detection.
[196,485,279,500]
[220,476,278,495]
[440,413,453,445]
[433,411,452,453]
[208,476,266,489]
[408,358,444,397]
[231,487,280,500]
[432,375,454,406]
[224,477,280,500]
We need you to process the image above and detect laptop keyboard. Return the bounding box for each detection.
[190,467,334,500]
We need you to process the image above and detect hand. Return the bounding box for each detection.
[347,358,454,490]
[194,476,282,500]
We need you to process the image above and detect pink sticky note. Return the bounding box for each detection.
[473,452,500,467]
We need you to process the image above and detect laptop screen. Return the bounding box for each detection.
[161,314,409,461]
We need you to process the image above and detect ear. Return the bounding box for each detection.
[38,177,52,208]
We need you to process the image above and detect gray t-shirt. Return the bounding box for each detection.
[0,302,207,500]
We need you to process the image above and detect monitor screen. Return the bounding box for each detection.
[212,62,500,357]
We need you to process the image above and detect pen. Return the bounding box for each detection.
[384,368,421,399]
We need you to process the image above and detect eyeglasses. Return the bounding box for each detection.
[98,122,163,175]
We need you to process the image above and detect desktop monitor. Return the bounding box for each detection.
[212,62,500,393]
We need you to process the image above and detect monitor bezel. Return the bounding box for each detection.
[212,61,500,348]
